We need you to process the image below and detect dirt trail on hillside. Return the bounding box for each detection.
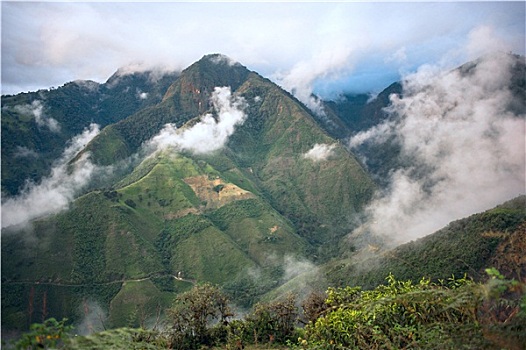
[3,273,196,288]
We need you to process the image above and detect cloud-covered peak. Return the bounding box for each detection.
[105,64,179,88]
[205,53,240,67]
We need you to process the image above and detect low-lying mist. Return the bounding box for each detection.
[349,52,525,246]
[1,124,101,229]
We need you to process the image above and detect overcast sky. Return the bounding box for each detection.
[2,1,525,97]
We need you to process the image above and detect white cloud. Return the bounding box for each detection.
[149,86,247,154]
[385,46,407,64]
[350,52,525,245]
[466,25,515,61]
[348,121,395,149]
[75,300,108,336]
[279,254,322,301]
[73,79,100,92]
[2,2,523,96]
[13,100,61,133]
[1,124,100,228]
[274,47,353,115]
[303,143,336,162]
[210,54,239,66]
[283,255,318,282]
[137,90,148,100]
[13,146,39,158]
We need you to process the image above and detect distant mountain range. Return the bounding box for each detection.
[2,53,524,333]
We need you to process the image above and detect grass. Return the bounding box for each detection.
[108,280,175,328]
[64,328,291,350]
[169,226,257,285]
[224,215,308,267]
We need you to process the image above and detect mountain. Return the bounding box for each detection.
[2,53,524,337]
[312,82,402,140]
[1,54,375,332]
[73,54,375,244]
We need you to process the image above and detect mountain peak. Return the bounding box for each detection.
[162,53,251,105]
[201,53,241,67]
[188,53,247,74]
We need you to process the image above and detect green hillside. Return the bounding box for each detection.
[1,152,310,330]
[259,196,526,303]
[323,195,526,289]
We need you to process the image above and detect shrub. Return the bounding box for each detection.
[124,199,136,208]
[14,318,72,350]
[302,272,525,350]
[245,293,298,345]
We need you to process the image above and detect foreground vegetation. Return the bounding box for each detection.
[8,269,524,350]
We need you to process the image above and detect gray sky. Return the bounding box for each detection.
[2,1,525,97]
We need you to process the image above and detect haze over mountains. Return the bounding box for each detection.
[1,52,525,333]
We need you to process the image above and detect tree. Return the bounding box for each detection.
[167,283,232,349]
[245,293,298,344]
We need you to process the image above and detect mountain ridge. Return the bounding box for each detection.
[1,68,180,196]
[1,53,376,331]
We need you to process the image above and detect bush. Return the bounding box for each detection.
[14,318,72,350]
[213,184,225,193]
[13,272,523,350]
[302,272,525,350]
[301,291,328,324]
[124,199,136,208]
